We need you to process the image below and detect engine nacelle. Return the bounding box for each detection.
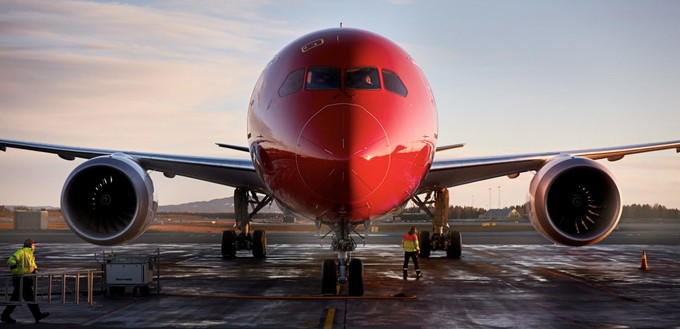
[528,155,622,246]
[61,153,157,246]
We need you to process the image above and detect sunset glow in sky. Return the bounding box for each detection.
[1,1,679,209]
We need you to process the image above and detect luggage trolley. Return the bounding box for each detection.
[95,248,161,297]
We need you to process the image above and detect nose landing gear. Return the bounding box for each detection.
[320,221,365,296]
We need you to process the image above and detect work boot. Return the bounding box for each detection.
[416,272,423,280]
[35,312,50,323]
[1,314,16,324]
[403,271,408,280]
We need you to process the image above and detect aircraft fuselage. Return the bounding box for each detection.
[248,28,438,224]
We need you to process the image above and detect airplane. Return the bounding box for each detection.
[2,27,680,296]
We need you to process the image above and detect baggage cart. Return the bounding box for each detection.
[95,248,160,297]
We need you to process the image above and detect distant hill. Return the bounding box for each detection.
[1,198,282,214]
[158,197,283,214]
[158,197,235,213]
[2,205,59,211]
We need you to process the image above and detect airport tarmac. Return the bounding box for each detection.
[0,225,679,328]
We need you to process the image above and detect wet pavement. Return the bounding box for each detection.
[0,229,679,328]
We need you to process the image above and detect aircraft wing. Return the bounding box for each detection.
[0,139,264,191]
[419,140,680,191]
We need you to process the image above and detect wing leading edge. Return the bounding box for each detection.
[0,139,264,191]
[420,140,680,192]
[3,138,680,198]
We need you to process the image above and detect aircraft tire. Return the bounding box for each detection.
[419,231,431,258]
[221,230,237,258]
[321,259,337,295]
[348,258,364,296]
[252,230,267,258]
[446,230,462,259]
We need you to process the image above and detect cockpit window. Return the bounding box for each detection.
[346,67,380,90]
[279,69,304,97]
[305,66,340,90]
[382,69,408,97]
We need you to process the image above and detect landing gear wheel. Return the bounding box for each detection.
[321,259,338,295]
[419,231,431,258]
[221,230,237,258]
[348,259,364,296]
[446,230,462,259]
[252,230,267,258]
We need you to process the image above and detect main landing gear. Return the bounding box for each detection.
[221,188,272,259]
[320,220,368,296]
[412,188,462,259]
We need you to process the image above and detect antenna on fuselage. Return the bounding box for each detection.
[340,22,343,28]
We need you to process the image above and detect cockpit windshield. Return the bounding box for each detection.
[346,67,380,90]
[296,66,407,97]
[305,66,340,90]
[279,69,304,97]
[382,69,408,97]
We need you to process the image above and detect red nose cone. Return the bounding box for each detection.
[296,104,390,203]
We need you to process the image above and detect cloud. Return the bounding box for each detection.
[0,0,301,205]
[0,1,304,153]
[1,1,679,209]
[2,1,291,55]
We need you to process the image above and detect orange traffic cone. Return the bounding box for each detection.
[639,249,649,271]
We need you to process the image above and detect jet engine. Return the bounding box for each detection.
[528,155,622,246]
[60,153,157,246]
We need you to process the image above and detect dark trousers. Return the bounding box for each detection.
[2,275,42,319]
[403,252,421,273]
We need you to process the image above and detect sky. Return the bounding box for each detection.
[1,0,679,209]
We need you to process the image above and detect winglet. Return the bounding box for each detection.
[216,143,249,152]
[436,143,466,152]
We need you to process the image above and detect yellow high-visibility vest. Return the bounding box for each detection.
[402,233,420,252]
[7,247,37,275]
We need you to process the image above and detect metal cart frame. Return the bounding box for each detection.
[95,248,160,297]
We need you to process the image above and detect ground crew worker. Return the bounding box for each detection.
[402,226,423,280]
[1,239,50,324]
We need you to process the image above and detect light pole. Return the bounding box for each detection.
[488,187,491,210]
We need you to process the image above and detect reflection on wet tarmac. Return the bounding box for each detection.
[0,232,678,328]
